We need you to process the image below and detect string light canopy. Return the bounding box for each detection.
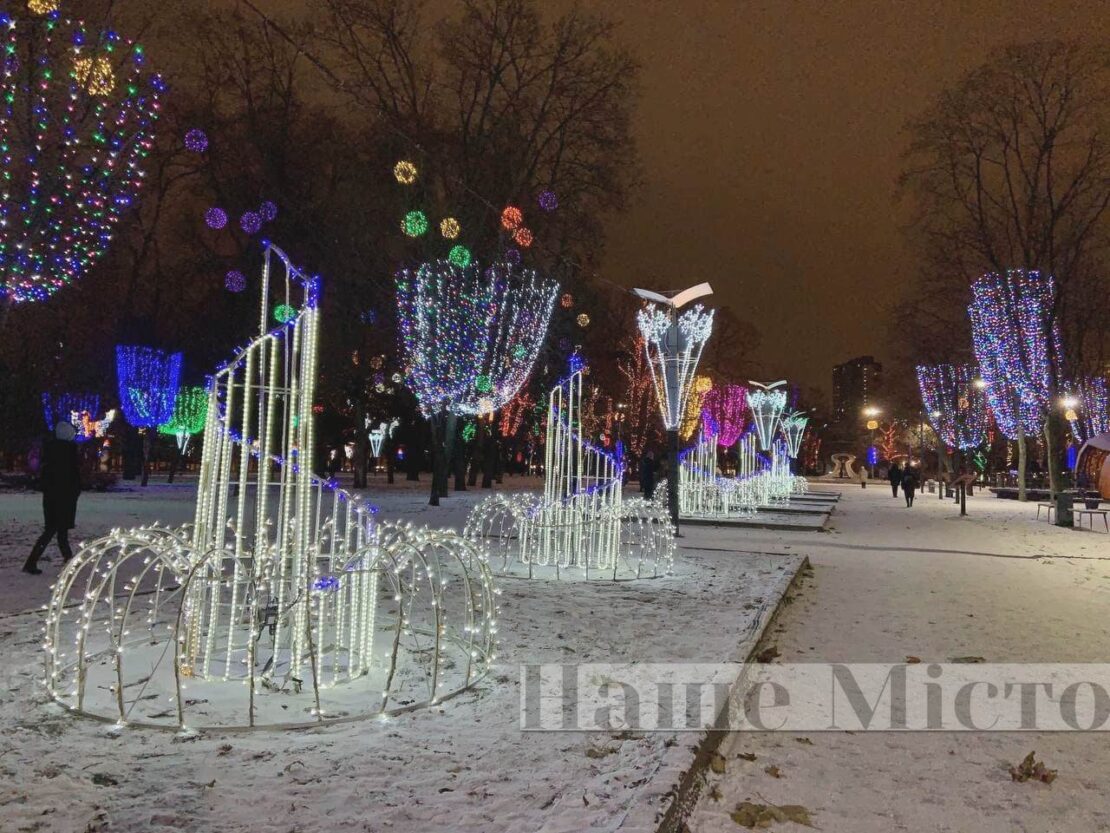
[396,257,558,416]
[779,410,809,459]
[968,269,1062,439]
[115,345,182,428]
[1,12,162,304]
[747,381,788,451]
[700,384,747,447]
[915,363,989,450]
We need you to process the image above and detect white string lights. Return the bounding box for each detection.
[747,381,788,451]
[44,244,498,731]
[465,370,674,580]
[779,411,809,459]
[636,305,715,430]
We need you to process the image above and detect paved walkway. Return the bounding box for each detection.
[689,483,1110,833]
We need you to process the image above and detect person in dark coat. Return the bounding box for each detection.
[640,449,657,500]
[901,464,919,507]
[24,421,82,574]
[887,461,903,498]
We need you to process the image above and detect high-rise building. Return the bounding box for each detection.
[832,356,882,423]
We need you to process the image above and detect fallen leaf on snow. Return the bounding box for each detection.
[949,656,986,663]
[764,765,783,778]
[709,752,728,774]
[755,646,780,663]
[905,656,921,664]
[737,752,758,761]
[1009,751,1057,784]
[729,801,814,828]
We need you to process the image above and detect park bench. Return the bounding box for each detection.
[1074,508,1110,532]
[1036,502,1055,522]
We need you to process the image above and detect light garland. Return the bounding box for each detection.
[2,13,161,303]
[700,384,747,447]
[747,382,788,451]
[395,258,558,416]
[46,243,499,731]
[115,345,182,428]
[968,270,1061,439]
[915,364,988,449]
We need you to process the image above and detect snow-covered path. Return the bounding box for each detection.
[0,477,803,833]
[689,483,1110,833]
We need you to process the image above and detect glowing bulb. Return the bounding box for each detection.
[393,160,418,184]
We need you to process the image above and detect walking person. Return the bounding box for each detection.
[640,449,657,501]
[857,461,869,488]
[24,421,82,575]
[901,464,919,507]
[887,460,903,498]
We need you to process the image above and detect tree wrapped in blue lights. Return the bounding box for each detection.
[968,269,1063,500]
[915,364,989,451]
[42,392,99,435]
[116,345,182,427]
[1,9,162,306]
[396,258,558,417]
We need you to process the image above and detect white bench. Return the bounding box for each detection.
[1074,508,1110,532]
[1036,502,1055,522]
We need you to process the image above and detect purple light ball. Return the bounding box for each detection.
[504,247,521,265]
[259,200,278,222]
[538,189,558,212]
[240,211,262,235]
[184,128,208,153]
[205,207,228,230]
[225,270,246,293]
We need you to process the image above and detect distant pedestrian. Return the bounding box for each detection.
[24,421,82,575]
[887,461,903,498]
[901,465,919,507]
[640,449,657,500]
[857,462,869,489]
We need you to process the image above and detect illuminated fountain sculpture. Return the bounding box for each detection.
[45,245,497,731]
[747,381,788,451]
[465,370,674,580]
[635,284,716,529]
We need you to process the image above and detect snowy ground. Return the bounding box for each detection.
[688,483,1110,833]
[0,475,803,833]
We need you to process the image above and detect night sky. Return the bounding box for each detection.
[258,0,1105,395]
[592,0,1105,395]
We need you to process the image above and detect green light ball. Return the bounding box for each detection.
[448,244,472,268]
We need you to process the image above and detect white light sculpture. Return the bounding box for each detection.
[465,370,674,580]
[44,244,498,731]
[780,411,809,459]
[747,381,788,451]
[369,422,387,457]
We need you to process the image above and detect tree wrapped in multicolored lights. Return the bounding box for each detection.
[968,269,1063,500]
[0,9,161,307]
[700,384,748,448]
[915,364,989,452]
[1064,376,1109,444]
[396,258,557,417]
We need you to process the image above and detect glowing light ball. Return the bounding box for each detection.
[360,309,377,325]
[27,0,59,14]
[504,247,521,265]
[225,270,246,292]
[240,211,262,235]
[538,189,558,212]
[501,205,523,230]
[402,210,428,237]
[393,160,418,184]
[448,245,472,268]
[440,217,461,239]
[274,303,296,323]
[73,54,115,96]
[560,293,574,309]
[369,356,384,370]
[576,313,590,327]
[392,373,403,383]
[513,227,533,247]
[184,128,208,153]
[259,200,278,221]
[205,207,228,229]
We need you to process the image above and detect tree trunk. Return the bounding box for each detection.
[1016,426,1027,502]
[1043,409,1065,499]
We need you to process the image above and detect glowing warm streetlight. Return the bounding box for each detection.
[1060,396,1079,409]
[972,378,987,389]
[862,406,881,418]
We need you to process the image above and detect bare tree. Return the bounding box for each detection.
[900,40,1110,495]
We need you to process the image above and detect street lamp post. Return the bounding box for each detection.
[863,406,881,477]
[635,284,715,533]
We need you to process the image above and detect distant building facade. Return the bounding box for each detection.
[832,355,882,423]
